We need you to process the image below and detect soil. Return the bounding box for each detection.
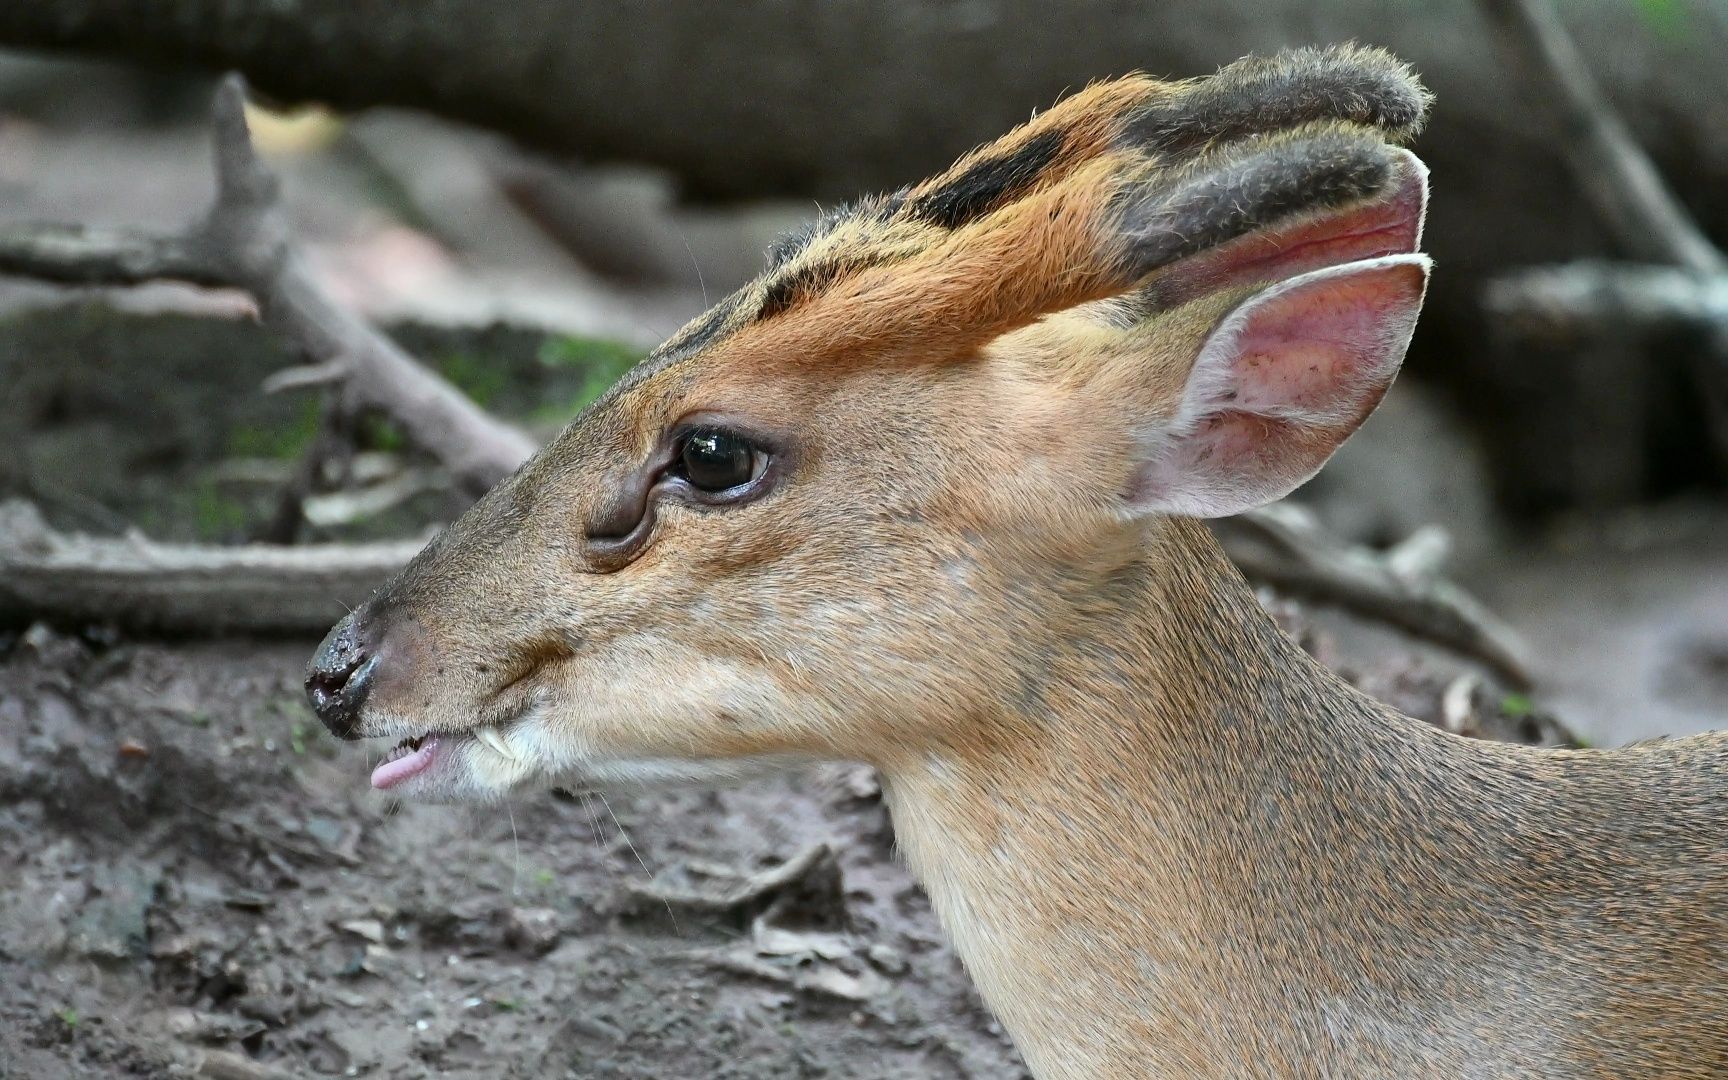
[0,628,1022,1080]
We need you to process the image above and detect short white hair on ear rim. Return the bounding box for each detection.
[1130,253,1432,520]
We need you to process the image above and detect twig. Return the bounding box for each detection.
[1483,257,1728,361]
[0,226,233,289]
[1476,0,1728,457]
[698,950,887,1003]
[621,844,838,919]
[0,499,422,635]
[1217,506,1533,688]
[1485,261,1728,336]
[254,395,348,544]
[1476,0,1724,275]
[0,75,536,496]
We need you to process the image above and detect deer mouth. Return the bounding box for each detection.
[372,734,441,789]
[368,722,525,792]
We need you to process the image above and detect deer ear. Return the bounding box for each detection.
[1129,254,1430,519]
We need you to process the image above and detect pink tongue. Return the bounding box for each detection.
[371,737,440,790]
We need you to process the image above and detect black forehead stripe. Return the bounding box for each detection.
[604,289,749,399]
[757,263,826,322]
[765,196,880,271]
[755,249,896,322]
[909,128,1066,231]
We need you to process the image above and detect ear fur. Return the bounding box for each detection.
[1127,253,1431,518]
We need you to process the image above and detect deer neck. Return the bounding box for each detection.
[877,517,1437,1077]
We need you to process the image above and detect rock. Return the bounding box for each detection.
[336,918,385,944]
[68,862,159,964]
[865,943,908,976]
[504,906,561,957]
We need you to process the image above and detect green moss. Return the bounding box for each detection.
[189,479,251,539]
[437,350,511,407]
[1500,693,1534,719]
[531,334,645,424]
[362,414,406,452]
[1636,0,1688,39]
[227,396,322,459]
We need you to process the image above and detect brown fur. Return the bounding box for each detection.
[313,46,1728,1078]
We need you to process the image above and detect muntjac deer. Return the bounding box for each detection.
[305,46,1728,1078]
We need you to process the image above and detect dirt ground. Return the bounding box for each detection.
[0,629,1023,1079]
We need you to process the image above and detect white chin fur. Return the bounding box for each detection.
[562,753,813,790]
[390,698,815,803]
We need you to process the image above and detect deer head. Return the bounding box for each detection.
[306,45,1432,800]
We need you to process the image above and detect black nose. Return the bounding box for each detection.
[306,612,375,740]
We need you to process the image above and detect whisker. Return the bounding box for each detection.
[678,228,709,307]
[505,797,522,898]
[598,792,678,936]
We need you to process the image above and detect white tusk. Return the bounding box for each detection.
[475,725,517,761]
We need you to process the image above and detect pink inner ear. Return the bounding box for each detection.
[1131,255,1429,519]
[1224,268,1420,423]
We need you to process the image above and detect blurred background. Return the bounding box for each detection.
[1,3,1725,1078]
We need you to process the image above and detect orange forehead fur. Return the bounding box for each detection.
[717,155,1141,371]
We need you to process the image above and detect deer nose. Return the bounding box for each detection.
[306,611,376,740]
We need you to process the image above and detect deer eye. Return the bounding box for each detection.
[675,428,765,493]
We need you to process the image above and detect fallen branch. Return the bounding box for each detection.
[3,488,1533,689]
[1477,0,1724,275]
[0,76,535,496]
[1484,261,1728,337]
[0,500,422,636]
[1212,506,1532,689]
[1476,0,1728,462]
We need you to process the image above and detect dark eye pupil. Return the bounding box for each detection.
[681,431,754,491]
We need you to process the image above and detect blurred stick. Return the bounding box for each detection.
[1484,262,1728,335]
[0,500,423,636]
[1477,0,1728,460]
[1477,0,1724,275]
[1214,508,1532,689]
[0,76,535,497]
